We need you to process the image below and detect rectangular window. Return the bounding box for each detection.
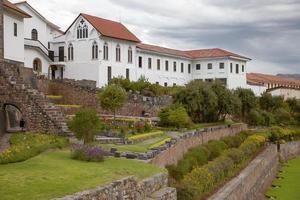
[188,64,191,74]
[219,63,225,69]
[205,79,213,82]
[103,45,108,60]
[173,83,177,86]
[164,82,168,87]
[242,65,245,72]
[236,64,239,74]
[196,64,201,70]
[128,49,132,63]
[126,68,130,80]
[173,62,177,72]
[230,63,233,73]
[108,66,112,83]
[181,63,184,73]
[165,60,169,71]
[14,23,17,37]
[157,59,161,70]
[207,63,213,70]
[148,58,152,69]
[116,47,121,62]
[138,56,142,68]
[156,82,159,85]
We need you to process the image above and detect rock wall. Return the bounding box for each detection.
[53,173,176,200]
[0,0,3,61]
[37,79,172,117]
[0,61,70,135]
[150,123,248,167]
[208,141,300,200]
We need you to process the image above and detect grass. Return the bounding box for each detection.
[266,156,300,200]
[0,150,166,200]
[56,104,82,109]
[100,134,171,153]
[46,95,63,100]
[192,120,235,129]
[128,130,164,143]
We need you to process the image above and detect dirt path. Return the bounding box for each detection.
[0,134,11,153]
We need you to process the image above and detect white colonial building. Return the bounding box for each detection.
[3,0,251,89]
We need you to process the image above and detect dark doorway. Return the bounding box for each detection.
[59,46,64,62]
[0,109,5,136]
[3,104,23,133]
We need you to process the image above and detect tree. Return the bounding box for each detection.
[159,104,192,128]
[259,93,285,112]
[234,88,258,118]
[68,108,103,144]
[98,84,127,121]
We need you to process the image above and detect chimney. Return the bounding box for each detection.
[0,0,3,61]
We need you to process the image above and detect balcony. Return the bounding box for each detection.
[24,38,54,61]
[51,56,67,66]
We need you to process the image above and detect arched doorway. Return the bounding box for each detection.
[3,104,24,133]
[33,58,42,74]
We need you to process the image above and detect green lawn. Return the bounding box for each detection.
[192,120,236,129]
[0,150,165,200]
[100,134,171,153]
[266,156,300,200]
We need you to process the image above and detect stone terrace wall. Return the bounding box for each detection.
[37,79,172,117]
[208,141,300,200]
[53,173,176,200]
[208,145,279,200]
[150,123,248,167]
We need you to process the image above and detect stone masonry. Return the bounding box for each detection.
[0,61,70,135]
[0,0,3,61]
[53,173,177,200]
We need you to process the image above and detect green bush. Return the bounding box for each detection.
[159,104,192,129]
[128,131,164,143]
[248,109,265,126]
[206,140,228,160]
[0,133,68,164]
[274,108,292,125]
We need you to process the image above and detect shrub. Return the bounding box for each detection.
[68,108,103,144]
[274,108,292,125]
[223,148,245,164]
[248,109,265,126]
[159,104,192,128]
[71,144,108,162]
[206,140,228,160]
[222,131,249,148]
[0,133,68,164]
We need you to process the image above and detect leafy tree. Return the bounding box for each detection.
[68,108,103,144]
[98,84,127,121]
[159,104,192,128]
[234,88,258,118]
[259,93,285,112]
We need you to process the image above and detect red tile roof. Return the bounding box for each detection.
[3,0,31,18]
[247,73,300,87]
[137,43,250,60]
[80,13,140,43]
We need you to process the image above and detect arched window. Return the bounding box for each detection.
[68,43,74,61]
[77,19,88,39]
[31,29,38,40]
[116,44,121,62]
[92,41,98,59]
[33,58,42,73]
[128,46,132,63]
[103,42,108,60]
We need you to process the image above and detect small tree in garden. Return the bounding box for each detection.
[98,84,127,121]
[68,108,103,144]
[159,104,192,128]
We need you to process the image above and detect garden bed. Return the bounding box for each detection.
[0,150,165,200]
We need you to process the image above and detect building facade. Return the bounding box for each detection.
[4,0,251,89]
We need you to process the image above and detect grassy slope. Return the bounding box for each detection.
[100,134,170,153]
[0,150,165,200]
[266,156,300,200]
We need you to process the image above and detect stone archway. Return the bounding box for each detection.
[3,104,24,133]
[33,58,42,74]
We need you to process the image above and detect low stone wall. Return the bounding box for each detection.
[208,141,300,200]
[279,141,300,161]
[53,173,176,200]
[150,123,247,167]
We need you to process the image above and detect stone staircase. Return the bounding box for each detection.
[0,61,71,135]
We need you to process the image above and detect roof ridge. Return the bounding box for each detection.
[80,13,123,25]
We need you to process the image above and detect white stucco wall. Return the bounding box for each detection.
[247,84,267,96]
[24,47,50,75]
[3,11,24,62]
[270,88,300,100]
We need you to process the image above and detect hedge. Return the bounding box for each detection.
[178,133,267,200]
[167,132,250,181]
[128,131,164,143]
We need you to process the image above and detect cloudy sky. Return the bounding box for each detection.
[13,0,300,74]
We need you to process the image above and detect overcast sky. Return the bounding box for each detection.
[13,0,300,74]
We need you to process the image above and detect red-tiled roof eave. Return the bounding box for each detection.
[247,73,300,87]
[3,0,31,18]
